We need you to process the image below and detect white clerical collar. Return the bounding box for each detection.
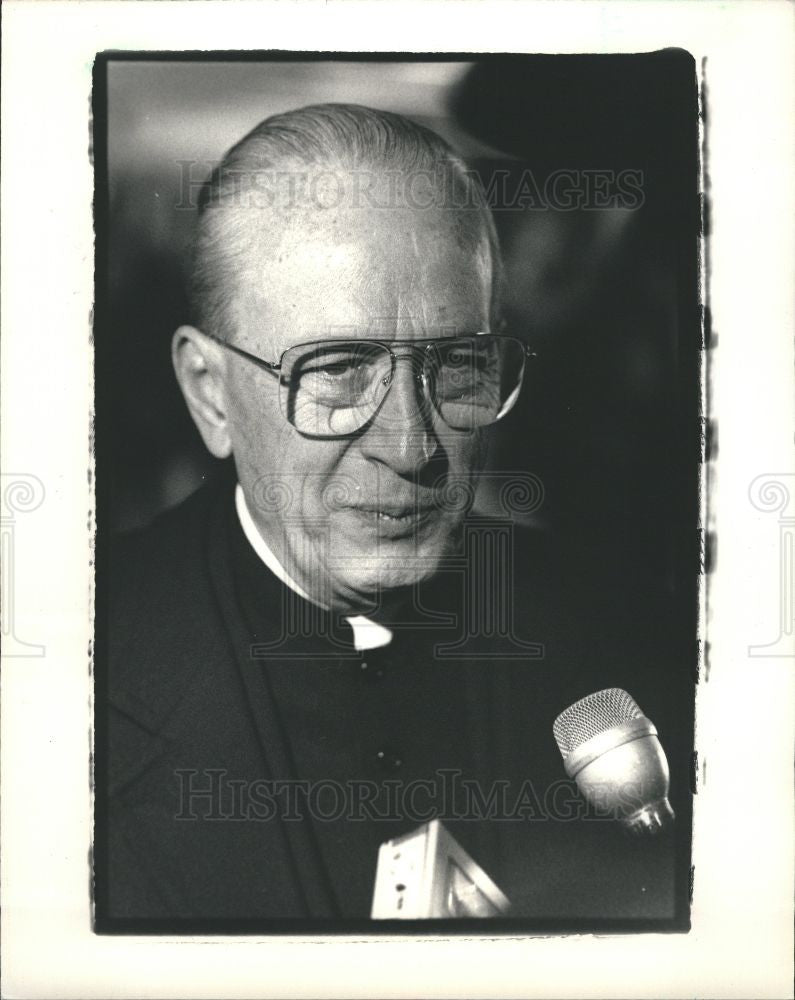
[235,484,392,652]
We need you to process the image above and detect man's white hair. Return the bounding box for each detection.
[188,103,503,342]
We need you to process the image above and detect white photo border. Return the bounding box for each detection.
[1,2,793,998]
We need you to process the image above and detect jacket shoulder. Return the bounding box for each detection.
[106,476,234,731]
[110,479,225,597]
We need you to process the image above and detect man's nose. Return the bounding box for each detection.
[359,357,439,473]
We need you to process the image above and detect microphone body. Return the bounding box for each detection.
[554,689,675,834]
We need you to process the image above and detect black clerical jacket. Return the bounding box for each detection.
[97,474,693,930]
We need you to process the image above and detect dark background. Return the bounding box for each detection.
[100,51,700,596]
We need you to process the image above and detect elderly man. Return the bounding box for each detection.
[102,104,689,926]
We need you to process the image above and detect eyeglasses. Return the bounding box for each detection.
[204,332,534,438]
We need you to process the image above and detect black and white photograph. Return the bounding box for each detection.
[1,2,793,997]
[93,52,698,931]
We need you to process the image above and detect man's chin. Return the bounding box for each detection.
[334,560,438,596]
[326,542,453,608]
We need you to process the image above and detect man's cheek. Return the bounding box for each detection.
[230,399,280,469]
[447,428,486,470]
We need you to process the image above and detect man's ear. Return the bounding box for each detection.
[171,326,233,459]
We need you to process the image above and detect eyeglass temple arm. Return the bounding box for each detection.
[202,331,281,375]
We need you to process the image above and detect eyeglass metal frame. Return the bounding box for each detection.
[202,331,536,436]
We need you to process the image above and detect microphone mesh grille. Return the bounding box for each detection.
[553,688,643,759]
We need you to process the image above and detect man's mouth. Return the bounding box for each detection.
[344,503,438,534]
[352,506,434,521]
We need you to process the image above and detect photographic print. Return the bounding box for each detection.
[91,52,701,933]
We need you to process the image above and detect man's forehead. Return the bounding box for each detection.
[229,197,492,353]
[274,208,481,279]
[277,188,483,249]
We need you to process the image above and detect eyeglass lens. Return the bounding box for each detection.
[281,337,526,437]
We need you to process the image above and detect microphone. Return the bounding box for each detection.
[553,688,675,834]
